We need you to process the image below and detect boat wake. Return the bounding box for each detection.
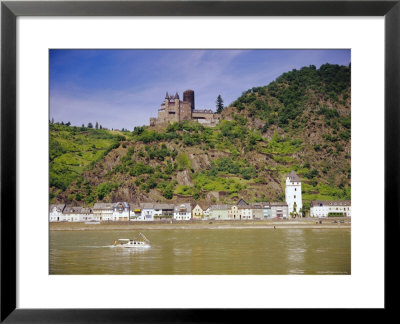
[81,245,151,249]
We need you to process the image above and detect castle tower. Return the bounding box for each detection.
[285,171,303,217]
[164,92,170,108]
[175,92,180,121]
[183,89,195,110]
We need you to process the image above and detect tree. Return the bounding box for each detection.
[95,121,99,129]
[96,182,115,200]
[162,183,174,199]
[301,202,310,217]
[216,95,224,113]
[293,202,298,218]
[88,122,93,128]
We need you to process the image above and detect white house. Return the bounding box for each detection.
[93,203,113,221]
[285,170,303,216]
[153,204,163,217]
[78,208,94,222]
[158,204,175,218]
[141,203,156,221]
[130,204,142,220]
[63,206,92,222]
[238,205,253,220]
[173,203,192,220]
[112,202,130,221]
[310,200,351,218]
[49,204,66,222]
[151,203,173,219]
[203,207,211,220]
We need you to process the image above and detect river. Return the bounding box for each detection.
[49,228,350,275]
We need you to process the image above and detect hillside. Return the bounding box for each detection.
[49,124,127,201]
[50,63,351,214]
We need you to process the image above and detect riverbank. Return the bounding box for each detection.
[50,218,351,231]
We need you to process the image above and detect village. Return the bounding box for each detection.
[49,171,351,223]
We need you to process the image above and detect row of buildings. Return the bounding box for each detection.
[49,199,352,222]
[49,199,289,222]
[49,171,351,222]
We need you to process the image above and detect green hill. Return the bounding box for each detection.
[50,63,351,214]
[49,124,127,201]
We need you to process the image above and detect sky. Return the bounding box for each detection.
[50,49,350,130]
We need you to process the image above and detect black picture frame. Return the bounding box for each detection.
[1,0,398,322]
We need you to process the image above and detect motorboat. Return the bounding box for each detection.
[113,233,150,248]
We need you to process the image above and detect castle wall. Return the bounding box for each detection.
[192,111,217,120]
[192,111,220,126]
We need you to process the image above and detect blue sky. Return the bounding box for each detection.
[50,49,350,130]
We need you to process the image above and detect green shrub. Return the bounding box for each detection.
[96,182,117,200]
[130,163,154,176]
[176,153,191,170]
[328,212,345,217]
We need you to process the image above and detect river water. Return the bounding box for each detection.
[49,228,350,275]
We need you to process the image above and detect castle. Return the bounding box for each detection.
[150,90,220,127]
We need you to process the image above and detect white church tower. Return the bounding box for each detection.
[285,171,303,217]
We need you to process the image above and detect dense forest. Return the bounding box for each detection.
[50,63,351,214]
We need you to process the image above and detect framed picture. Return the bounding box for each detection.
[1,0,397,321]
